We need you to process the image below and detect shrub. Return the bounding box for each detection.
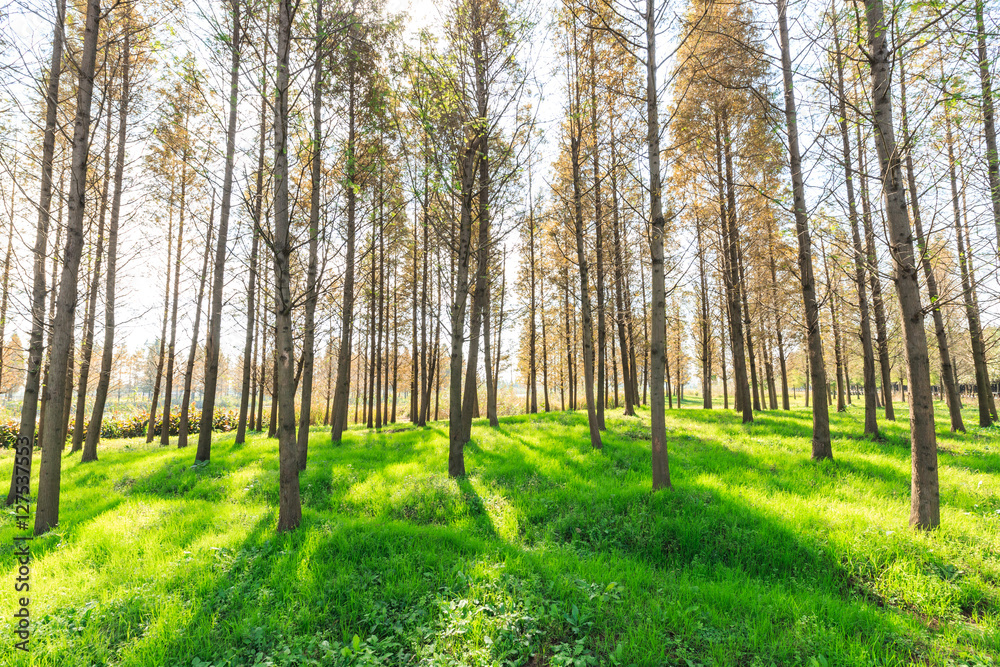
[1,408,240,448]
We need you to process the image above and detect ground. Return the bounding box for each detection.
[0,402,997,666]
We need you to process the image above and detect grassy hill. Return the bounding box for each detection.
[0,403,997,666]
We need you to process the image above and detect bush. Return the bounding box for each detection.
[0,408,241,448]
[0,419,34,449]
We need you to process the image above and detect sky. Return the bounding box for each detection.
[1,0,999,392]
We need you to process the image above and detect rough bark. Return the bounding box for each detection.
[297,0,323,468]
[331,45,357,443]
[236,89,267,445]
[833,14,878,434]
[975,0,1000,256]
[34,0,101,534]
[83,24,130,463]
[864,0,939,528]
[196,0,241,460]
[778,0,831,459]
[274,0,301,531]
[645,0,669,488]
[71,131,110,453]
[147,182,174,443]
[178,200,214,448]
[899,53,963,432]
[946,84,993,428]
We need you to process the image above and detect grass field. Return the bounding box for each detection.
[0,402,997,666]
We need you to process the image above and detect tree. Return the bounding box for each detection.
[273,0,302,531]
[863,0,938,529]
[83,2,140,462]
[777,0,831,460]
[830,5,878,435]
[197,0,243,462]
[6,0,66,507]
[35,0,103,534]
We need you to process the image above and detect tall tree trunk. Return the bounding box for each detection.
[492,251,505,417]
[975,0,1000,256]
[590,29,606,431]
[0,160,14,405]
[857,123,895,420]
[238,39,268,445]
[528,164,538,414]
[197,0,241,459]
[696,215,712,408]
[83,22,130,462]
[7,0,66,506]
[610,136,635,415]
[34,0,101,534]
[899,52,963,432]
[766,221,790,411]
[864,0,939,528]
[720,284,729,410]
[419,156,431,425]
[411,197,419,422]
[146,181,174,443]
[959,170,997,419]
[178,200,214,448]
[822,242,847,413]
[297,0,323,468]
[569,45,602,448]
[645,0,669,487]
[945,81,993,428]
[37,195,64,453]
[448,138,479,475]
[273,0,301,531]
[778,0,831,459]
[833,13,878,434]
[717,112,751,422]
[541,247,551,412]
[160,151,187,447]
[331,41,358,443]
[72,130,110,453]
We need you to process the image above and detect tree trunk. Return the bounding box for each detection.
[331,42,358,443]
[72,130,110,453]
[833,14,878,434]
[273,0,301,531]
[569,69,601,448]
[778,0,831,459]
[717,112,751,422]
[821,241,846,413]
[34,0,101,534]
[590,31,606,431]
[296,0,323,468]
[83,23,130,462]
[7,0,66,506]
[898,52,963,432]
[610,135,635,415]
[864,0,939,528]
[857,123,895,420]
[161,135,188,447]
[946,82,993,428]
[645,0,669,488]
[147,181,174,443]
[178,199,214,448]
[975,0,1000,256]
[448,137,479,476]
[237,90,266,444]
[197,0,241,459]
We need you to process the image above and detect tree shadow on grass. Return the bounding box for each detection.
[6,409,997,666]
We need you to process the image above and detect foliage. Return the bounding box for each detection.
[0,409,240,448]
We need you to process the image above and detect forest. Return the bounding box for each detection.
[0,0,998,663]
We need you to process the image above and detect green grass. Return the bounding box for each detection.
[0,402,997,666]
